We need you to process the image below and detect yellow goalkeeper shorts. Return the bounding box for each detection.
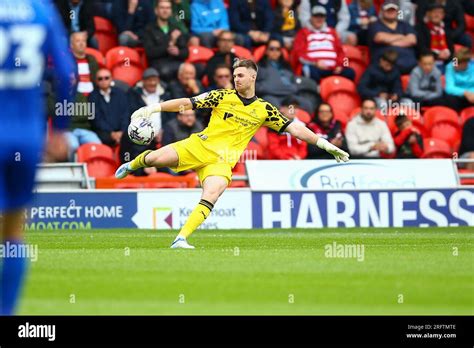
[170,135,232,185]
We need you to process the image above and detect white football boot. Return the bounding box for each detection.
[170,237,195,249]
[115,162,133,179]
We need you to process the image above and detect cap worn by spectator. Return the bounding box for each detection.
[311,6,327,17]
[382,0,400,11]
[143,68,160,79]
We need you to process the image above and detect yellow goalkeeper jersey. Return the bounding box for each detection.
[189,88,291,166]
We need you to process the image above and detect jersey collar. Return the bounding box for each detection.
[235,90,258,106]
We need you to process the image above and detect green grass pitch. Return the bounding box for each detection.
[19,228,473,315]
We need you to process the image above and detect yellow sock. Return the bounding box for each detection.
[129,150,153,171]
[178,199,214,239]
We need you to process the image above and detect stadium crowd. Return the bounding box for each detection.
[46,0,474,183]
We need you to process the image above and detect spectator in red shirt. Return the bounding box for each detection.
[267,104,308,160]
[307,103,348,159]
[416,3,453,73]
[393,115,424,158]
[293,5,355,83]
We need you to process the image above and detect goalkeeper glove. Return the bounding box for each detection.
[316,138,350,163]
[130,103,162,121]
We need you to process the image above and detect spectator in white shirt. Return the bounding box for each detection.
[345,98,395,158]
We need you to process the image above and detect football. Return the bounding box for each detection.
[128,117,154,145]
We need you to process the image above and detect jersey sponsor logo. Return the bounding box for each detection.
[197,133,208,141]
[223,112,234,120]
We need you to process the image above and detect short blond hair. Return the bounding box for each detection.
[232,58,258,74]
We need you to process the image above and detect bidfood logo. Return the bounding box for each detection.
[152,207,173,229]
[295,162,416,189]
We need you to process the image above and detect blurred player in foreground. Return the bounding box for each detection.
[0,0,74,314]
[116,59,349,249]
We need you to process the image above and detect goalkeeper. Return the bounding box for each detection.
[116,59,349,249]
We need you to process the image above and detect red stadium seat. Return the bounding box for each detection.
[186,45,215,64]
[320,76,357,101]
[422,138,452,158]
[460,106,474,126]
[401,74,410,92]
[231,45,254,59]
[327,93,361,122]
[253,127,269,158]
[77,144,117,178]
[85,47,105,68]
[106,46,144,86]
[294,108,311,124]
[134,47,148,69]
[333,112,349,129]
[423,106,459,130]
[93,16,118,55]
[342,45,368,82]
[465,14,474,31]
[430,122,461,148]
[201,74,209,87]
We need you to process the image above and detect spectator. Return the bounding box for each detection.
[93,0,115,20]
[89,68,130,147]
[393,115,424,158]
[121,68,170,174]
[459,117,474,170]
[445,48,474,111]
[64,31,101,159]
[358,49,412,112]
[299,0,351,44]
[461,0,474,16]
[256,38,314,113]
[307,103,348,159]
[345,98,395,158]
[416,3,453,72]
[416,0,472,49]
[169,63,203,99]
[347,0,378,46]
[127,68,170,132]
[408,51,453,107]
[205,31,237,85]
[191,0,229,48]
[229,0,274,48]
[267,105,308,160]
[272,0,301,49]
[143,0,189,81]
[208,65,233,90]
[293,6,355,83]
[172,0,191,34]
[54,0,97,48]
[112,0,155,47]
[368,0,417,75]
[162,109,204,146]
[70,31,98,96]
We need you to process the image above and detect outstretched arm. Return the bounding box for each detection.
[131,98,193,119]
[286,122,350,163]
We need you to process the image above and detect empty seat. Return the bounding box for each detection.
[77,144,117,178]
[422,138,452,158]
[231,45,254,59]
[423,106,459,130]
[430,122,461,148]
[320,76,358,101]
[93,16,118,55]
[85,47,106,67]
[327,92,361,121]
[186,45,215,64]
[106,46,143,86]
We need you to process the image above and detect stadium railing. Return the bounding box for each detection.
[35,163,91,191]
